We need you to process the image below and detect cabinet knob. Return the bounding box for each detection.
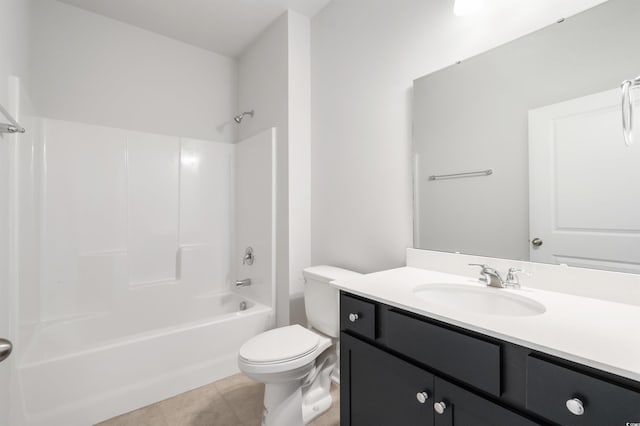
[416,391,429,404]
[348,313,359,322]
[566,398,585,416]
[531,238,543,248]
[434,401,447,415]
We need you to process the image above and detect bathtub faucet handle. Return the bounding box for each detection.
[242,247,254,266]
[235,278,252,287]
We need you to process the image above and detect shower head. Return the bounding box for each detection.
[234,110,254,123]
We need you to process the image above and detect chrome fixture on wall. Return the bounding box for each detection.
[235,278,252,287]
[428,169,493,181]
[243,247,254,265]
[0,338,12,363]
[621,75,639,146]
[0,102,25,135]
[234,110,254,124]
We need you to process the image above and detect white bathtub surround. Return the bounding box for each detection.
[331,260,640,383]
[20,294,271,426]
[13,120,277,425]
[40,119,236,320]
[234,129,277,311]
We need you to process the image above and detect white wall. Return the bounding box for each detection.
[237,11,311,326]
[310,0,607,273]
[286,12,312,325]
[0,0,31,104]
[30,0,237,142]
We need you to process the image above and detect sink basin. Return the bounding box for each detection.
[413,284,546,317]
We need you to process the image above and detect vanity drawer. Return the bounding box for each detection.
[340,293,376,339]
[386,310,501,396]
[526,355,640,426]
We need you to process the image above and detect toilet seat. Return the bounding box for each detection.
[240,325,320,364]
[239,325,332,375]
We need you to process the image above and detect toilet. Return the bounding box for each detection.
[238,265,362,426]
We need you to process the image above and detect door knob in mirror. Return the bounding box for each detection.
[531,238,543,248]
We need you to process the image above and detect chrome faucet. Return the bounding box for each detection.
[469,264,504,288]
[235,278,252,287]
[469,264,524,289]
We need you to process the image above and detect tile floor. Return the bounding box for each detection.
[96,373,340,426]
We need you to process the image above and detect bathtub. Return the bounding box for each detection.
[16,292,273,426]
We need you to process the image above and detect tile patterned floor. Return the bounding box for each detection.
[96,373,340,426]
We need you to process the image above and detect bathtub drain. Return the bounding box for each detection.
[239,301,248,311]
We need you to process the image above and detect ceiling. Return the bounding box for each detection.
[56,0,333,57]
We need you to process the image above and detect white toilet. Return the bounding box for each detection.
[238,265,361,426]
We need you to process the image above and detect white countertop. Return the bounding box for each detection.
[332,266,640,382]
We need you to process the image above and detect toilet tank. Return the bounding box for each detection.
[302,265,362,338]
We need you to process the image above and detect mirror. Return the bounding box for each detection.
[413,0,640,274]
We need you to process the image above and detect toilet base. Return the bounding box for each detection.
[256,349,337,426]
[301,392,332,425]
[330,341,340,385]
[262,381,304,426]
[301,348,337,424]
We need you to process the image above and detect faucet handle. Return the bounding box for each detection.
[242,247,254,266]
[469,263,489,284]
[468,263,489,270]
[505,267,528,288]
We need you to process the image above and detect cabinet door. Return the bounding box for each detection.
[341,333,434,426]
[434,377,542,426]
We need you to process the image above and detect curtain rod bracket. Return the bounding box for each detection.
[0,103,26,135]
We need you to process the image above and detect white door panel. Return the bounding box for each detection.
[529,88,640,273]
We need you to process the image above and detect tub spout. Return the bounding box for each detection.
[235,278,252,287]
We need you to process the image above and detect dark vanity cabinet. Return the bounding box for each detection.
[339,292,640,426]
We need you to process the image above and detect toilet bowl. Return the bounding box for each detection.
[239,325,335,425]
[237,265,362,426]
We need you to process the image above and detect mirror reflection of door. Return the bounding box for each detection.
[412,0,640,274]
[529,89,640,273]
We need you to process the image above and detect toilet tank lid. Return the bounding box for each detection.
[303,265,363,284]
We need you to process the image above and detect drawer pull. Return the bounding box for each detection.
[416,391,429,404]
[434,401,447,415]
[348,313,360,322]
[566,398,585,416]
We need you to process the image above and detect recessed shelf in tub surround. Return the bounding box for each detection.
[331,249,640,382]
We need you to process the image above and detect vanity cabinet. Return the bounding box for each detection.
[341,333,537,426]
[340,292,640,426]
